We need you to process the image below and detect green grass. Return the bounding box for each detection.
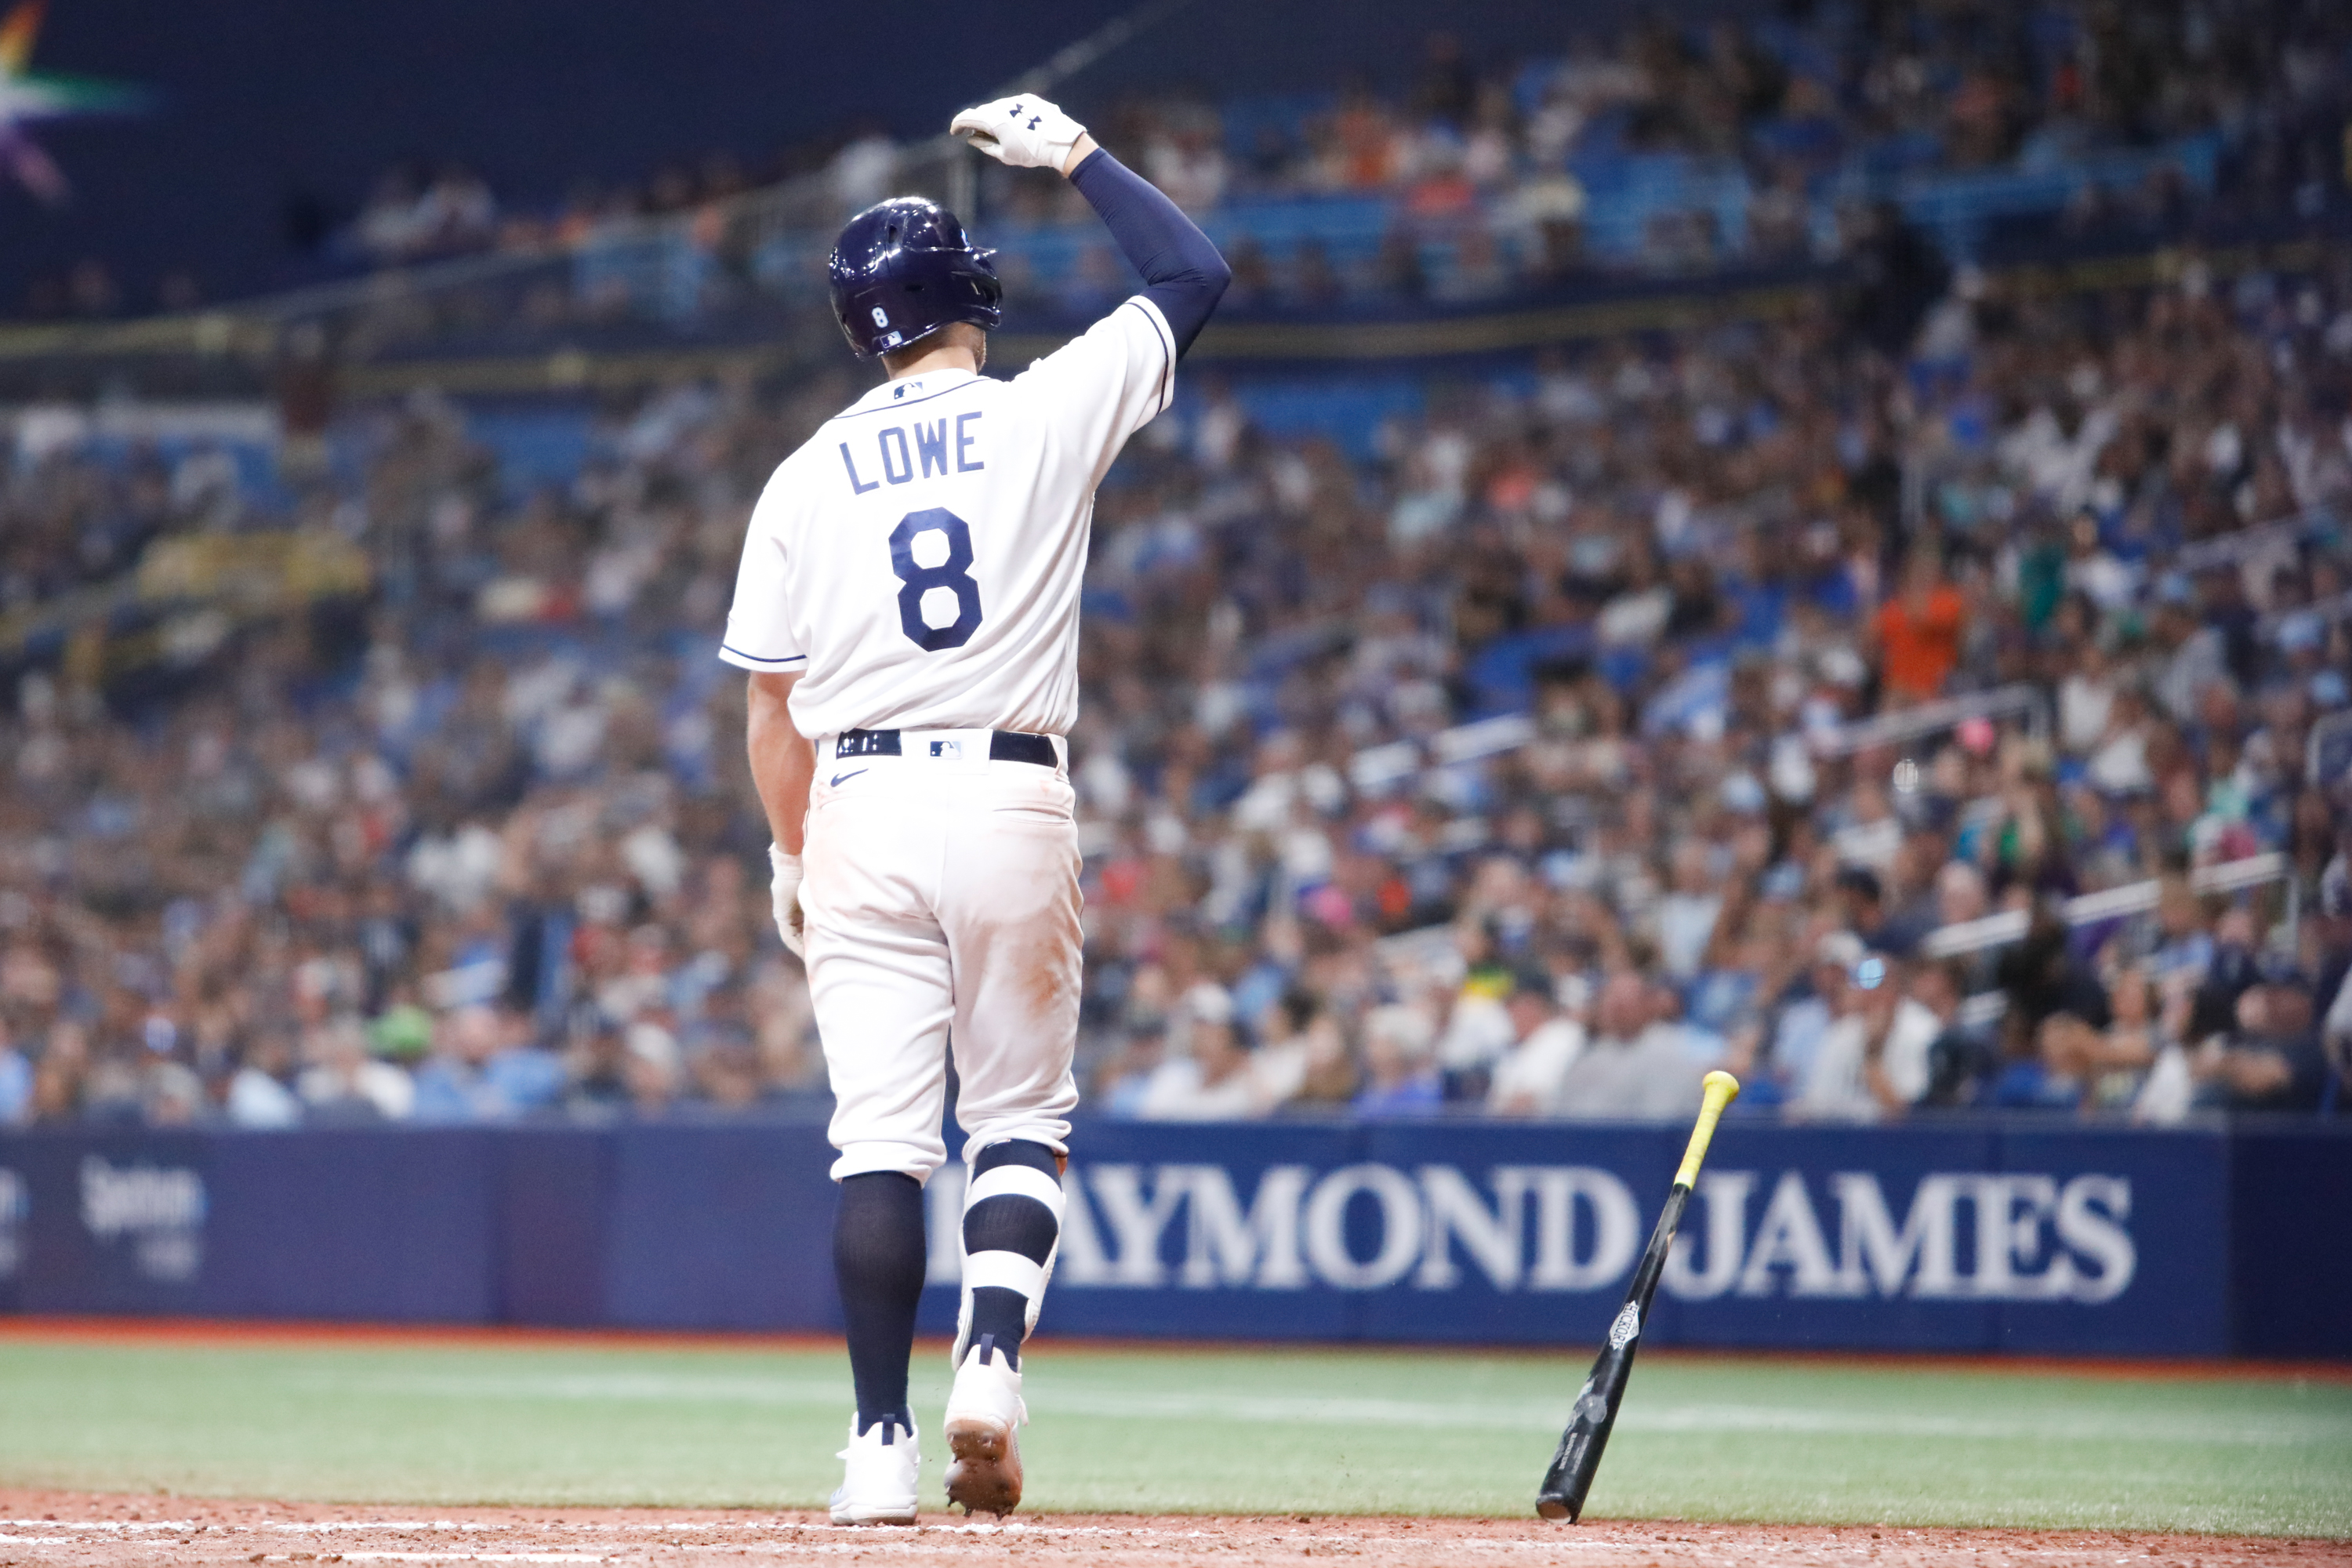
[0,1336,2346,1536]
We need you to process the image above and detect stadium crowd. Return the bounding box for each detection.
[2,234,2350,1131]
[1041,0,2349,289]
[378,0,2350,302]
[30,2,2346,320]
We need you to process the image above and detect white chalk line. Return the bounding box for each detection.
[6,1518,1246,1535]
[0,1519,2249,1560]
[292,1557,603,1565]
[9,1519,1275,1538]
[292,1369,2352,1449]
[0,1525,1664,1565]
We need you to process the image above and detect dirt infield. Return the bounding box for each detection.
[0,1493,2337,1568]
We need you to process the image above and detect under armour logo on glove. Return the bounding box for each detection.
[949,94,1087,172]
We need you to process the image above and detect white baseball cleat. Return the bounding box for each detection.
[829,1414,920,1526]
[942,1336,1028,1516]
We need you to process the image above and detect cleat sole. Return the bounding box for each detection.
[942,1415,1022,1516]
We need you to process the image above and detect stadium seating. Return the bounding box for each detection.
[1,7,2348,1136]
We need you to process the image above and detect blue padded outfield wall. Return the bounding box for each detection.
[0,1120,2343,1358]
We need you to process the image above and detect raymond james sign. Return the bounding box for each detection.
[0,1118,2314,1355]
[1661,1170,2132,1304]
[928,1163,2137,1305]
[917,1121,2217,1353]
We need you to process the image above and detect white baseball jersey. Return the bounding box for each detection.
[718,295,1177,739]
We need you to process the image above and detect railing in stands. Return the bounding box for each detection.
[1811,682,2049,757]
[1922,853,2291,960]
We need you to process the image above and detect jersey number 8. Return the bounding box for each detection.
[888,507,985,652]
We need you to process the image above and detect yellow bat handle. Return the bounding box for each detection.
[1674,1070,1741,1189]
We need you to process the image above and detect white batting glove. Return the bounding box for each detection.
[949,95,1087,171]
[768,844,806,960]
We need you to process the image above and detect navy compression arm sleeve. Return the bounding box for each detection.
[1069,147,1231,356]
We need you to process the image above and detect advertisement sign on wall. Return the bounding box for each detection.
[916,1123,2229,1355]
[0,1120,2332,1357]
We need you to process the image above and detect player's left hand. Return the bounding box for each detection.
[768,844,806,959]
[950,95,1087,170]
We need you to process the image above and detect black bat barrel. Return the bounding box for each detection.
[1535,1182,1690,1522]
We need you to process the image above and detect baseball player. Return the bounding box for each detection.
[723,95,1229,1523]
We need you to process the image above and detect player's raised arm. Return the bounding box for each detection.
[951,96,1230,354]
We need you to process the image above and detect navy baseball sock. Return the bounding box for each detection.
[834,1171,927,1435]
[960,1140,1063,1372]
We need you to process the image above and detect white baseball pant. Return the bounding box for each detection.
[800,730,1083,1182]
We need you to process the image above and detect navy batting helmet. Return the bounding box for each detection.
[827,197,1003,360]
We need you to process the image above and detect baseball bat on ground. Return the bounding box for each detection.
[1535,1069,1740,1523]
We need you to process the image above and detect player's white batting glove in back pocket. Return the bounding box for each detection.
[768,845,806,960]
[949,96,1087,170]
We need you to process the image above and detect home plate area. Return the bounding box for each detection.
[0,1496,2336,1568]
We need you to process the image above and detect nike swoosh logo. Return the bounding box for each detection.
[829,769,867,787]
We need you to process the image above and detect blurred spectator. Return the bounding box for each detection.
[2196,982,2331,1113]
[829,125,898,213]
[1795,955,1937,1122]
[0,1022,29,1127]
[1487,975,1587,1116]
[412,1003,565,1122]
[2086,965,2165,1110]
[1765,933,1864,1102]
[624,1021,685,1114]
[1555,974,1705,1120]
[1352,1004,1441,1118]
[357,162,498,262]
[1992,1011,2096,1112]
[226,1033,304,1128]
[1873,551,1967,702]
[1915,958,1997,1109]
[296,1015,416,1122]
[1135,985,1262,1120]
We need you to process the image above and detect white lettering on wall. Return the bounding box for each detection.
[1661,1171,1755,1300]
[1054,1163,1116,1284]
[1414,1167,1522,1290]
[1302,1164,1423,1290]
[1084,1164,1188,1287]
[1178,1164,1311,1288]
[960,1162,2142,1307]
[1511,1166,1639,1290]
[78,1157,205,1283]
[2054,1174,2136,1301]
[80,1157,205,1236]
[1970,1174,2072,1300]
[1834,1171,1967,1299]
[1736,1171,1844,1297]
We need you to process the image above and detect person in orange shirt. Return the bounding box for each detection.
[1875,549,1965,702]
